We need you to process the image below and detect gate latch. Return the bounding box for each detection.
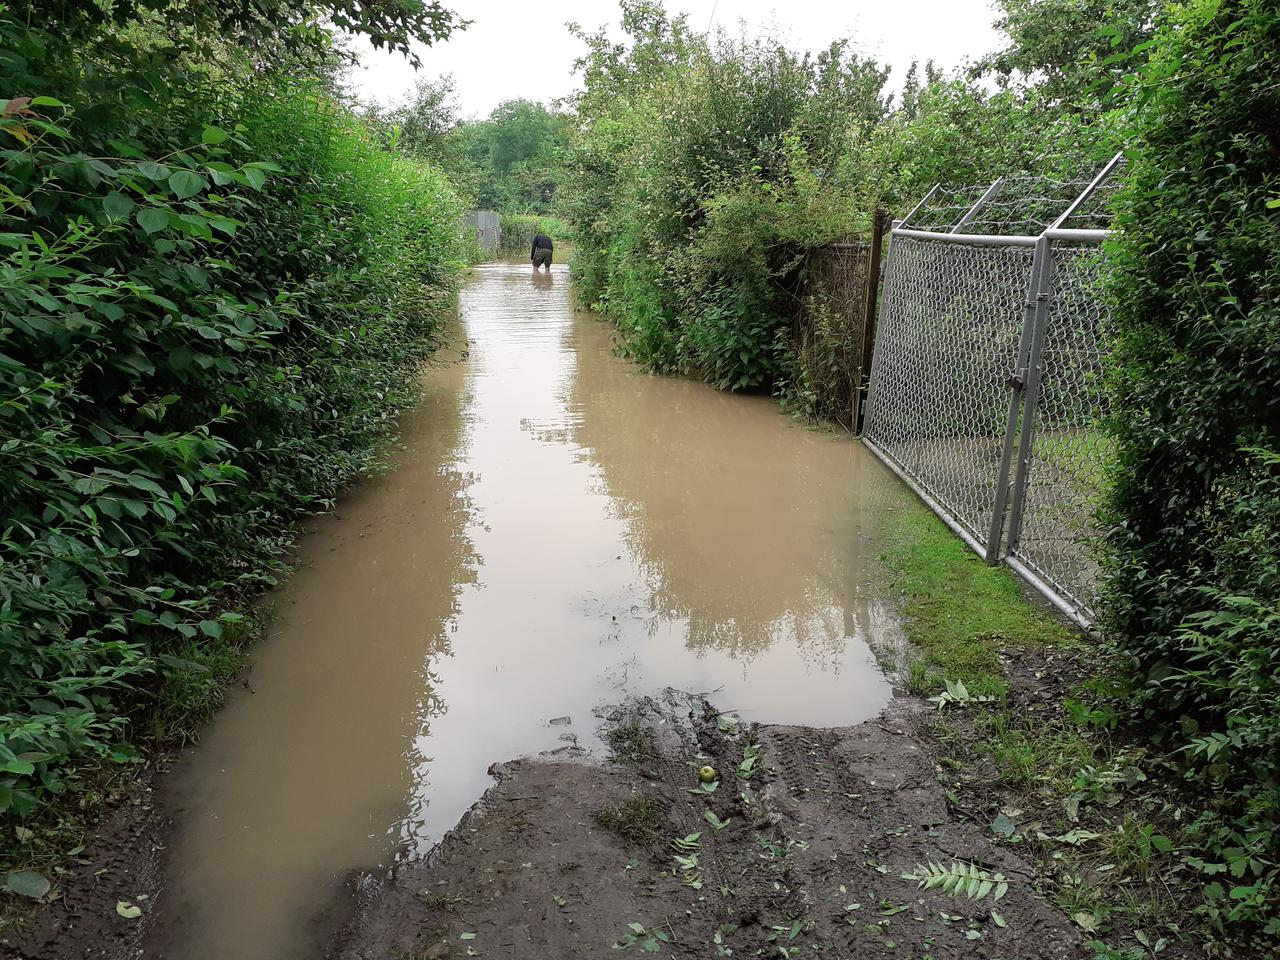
[1007,368,1026,391]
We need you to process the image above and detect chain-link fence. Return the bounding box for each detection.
[862,236,1035,555]
[863,156,1123,627]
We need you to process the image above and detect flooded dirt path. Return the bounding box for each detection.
[155,259,912,960]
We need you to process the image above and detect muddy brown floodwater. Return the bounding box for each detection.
[153,259,913,960]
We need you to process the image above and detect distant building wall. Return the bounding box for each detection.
[466,210,500,255]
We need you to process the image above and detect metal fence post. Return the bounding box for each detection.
[952,178,1004,233]
[1004,235,1058,553]
[983,233,1050,563]
[855,208,888,433]
[898,185,939,230]
[1049,152,1125,231]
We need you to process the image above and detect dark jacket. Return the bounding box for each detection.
[531,234,553,256]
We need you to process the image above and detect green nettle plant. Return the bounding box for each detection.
[1,5,465,819]
[1102,0,1279,939]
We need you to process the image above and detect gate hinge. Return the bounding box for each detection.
[1007,367,1027,391]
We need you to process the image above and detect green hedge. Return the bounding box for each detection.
[0,15,464,818]
[498,213,571,257]
[565,8,1115,410]
[566,30,890,394]
[1103,0,1279,938]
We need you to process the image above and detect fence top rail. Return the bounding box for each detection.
[1043,227,1110,243]
[891,226,1040,247]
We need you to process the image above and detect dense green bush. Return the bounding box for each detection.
[566,2,1120,412]
[566,7,892,394]
[1102,0,1279,936]
[0,12,464,817]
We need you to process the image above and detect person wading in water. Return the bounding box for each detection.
[531,232,553,272]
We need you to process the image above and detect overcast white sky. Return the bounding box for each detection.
[347,0,1005,118]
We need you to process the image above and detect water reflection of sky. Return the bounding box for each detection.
[397,261,911,852]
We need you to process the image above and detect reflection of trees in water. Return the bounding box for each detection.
[388,349,486,846]
[680,604,853,671]
[563,316,888,665]
[405,354,482,717]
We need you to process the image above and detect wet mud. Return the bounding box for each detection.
[331,691,1084,959]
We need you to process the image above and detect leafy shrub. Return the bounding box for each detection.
[566,9,891,396]
[498,213,571,257]
[1102,0,1279,939]
[0,13,464,818]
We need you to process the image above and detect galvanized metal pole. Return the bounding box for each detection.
[1050,152,1125,231]
[898,184,939,230]
[1004,234,1059,554]
[984,234,1051,563]
[951,178,1004,233]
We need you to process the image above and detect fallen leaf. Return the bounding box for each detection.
[5,871,49,900]
[116,900,142,919]
[1072,911,1097,933]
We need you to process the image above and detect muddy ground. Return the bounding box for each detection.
[0,767,169,960]
[329,690,1085,960]
[4,649,1205,960]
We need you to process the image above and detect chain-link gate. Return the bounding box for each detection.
[862,155,1123,627]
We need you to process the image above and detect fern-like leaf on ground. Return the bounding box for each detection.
[902,861,1009,901]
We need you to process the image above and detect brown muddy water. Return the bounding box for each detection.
[155,259,912,960]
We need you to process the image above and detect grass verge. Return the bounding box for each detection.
[605,721,657,766]
[881,508,1073,696]
[881,505,1224,959]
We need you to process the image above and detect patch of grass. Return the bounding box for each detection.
[148,614,262,744]
[606,721,656,765]
[1097,815,1173,884]
[416,891,465,912]
[973,710,1102,792]
[881,508,1073,695]
[592,792,667,847]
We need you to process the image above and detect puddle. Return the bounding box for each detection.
[155,259,912,959]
